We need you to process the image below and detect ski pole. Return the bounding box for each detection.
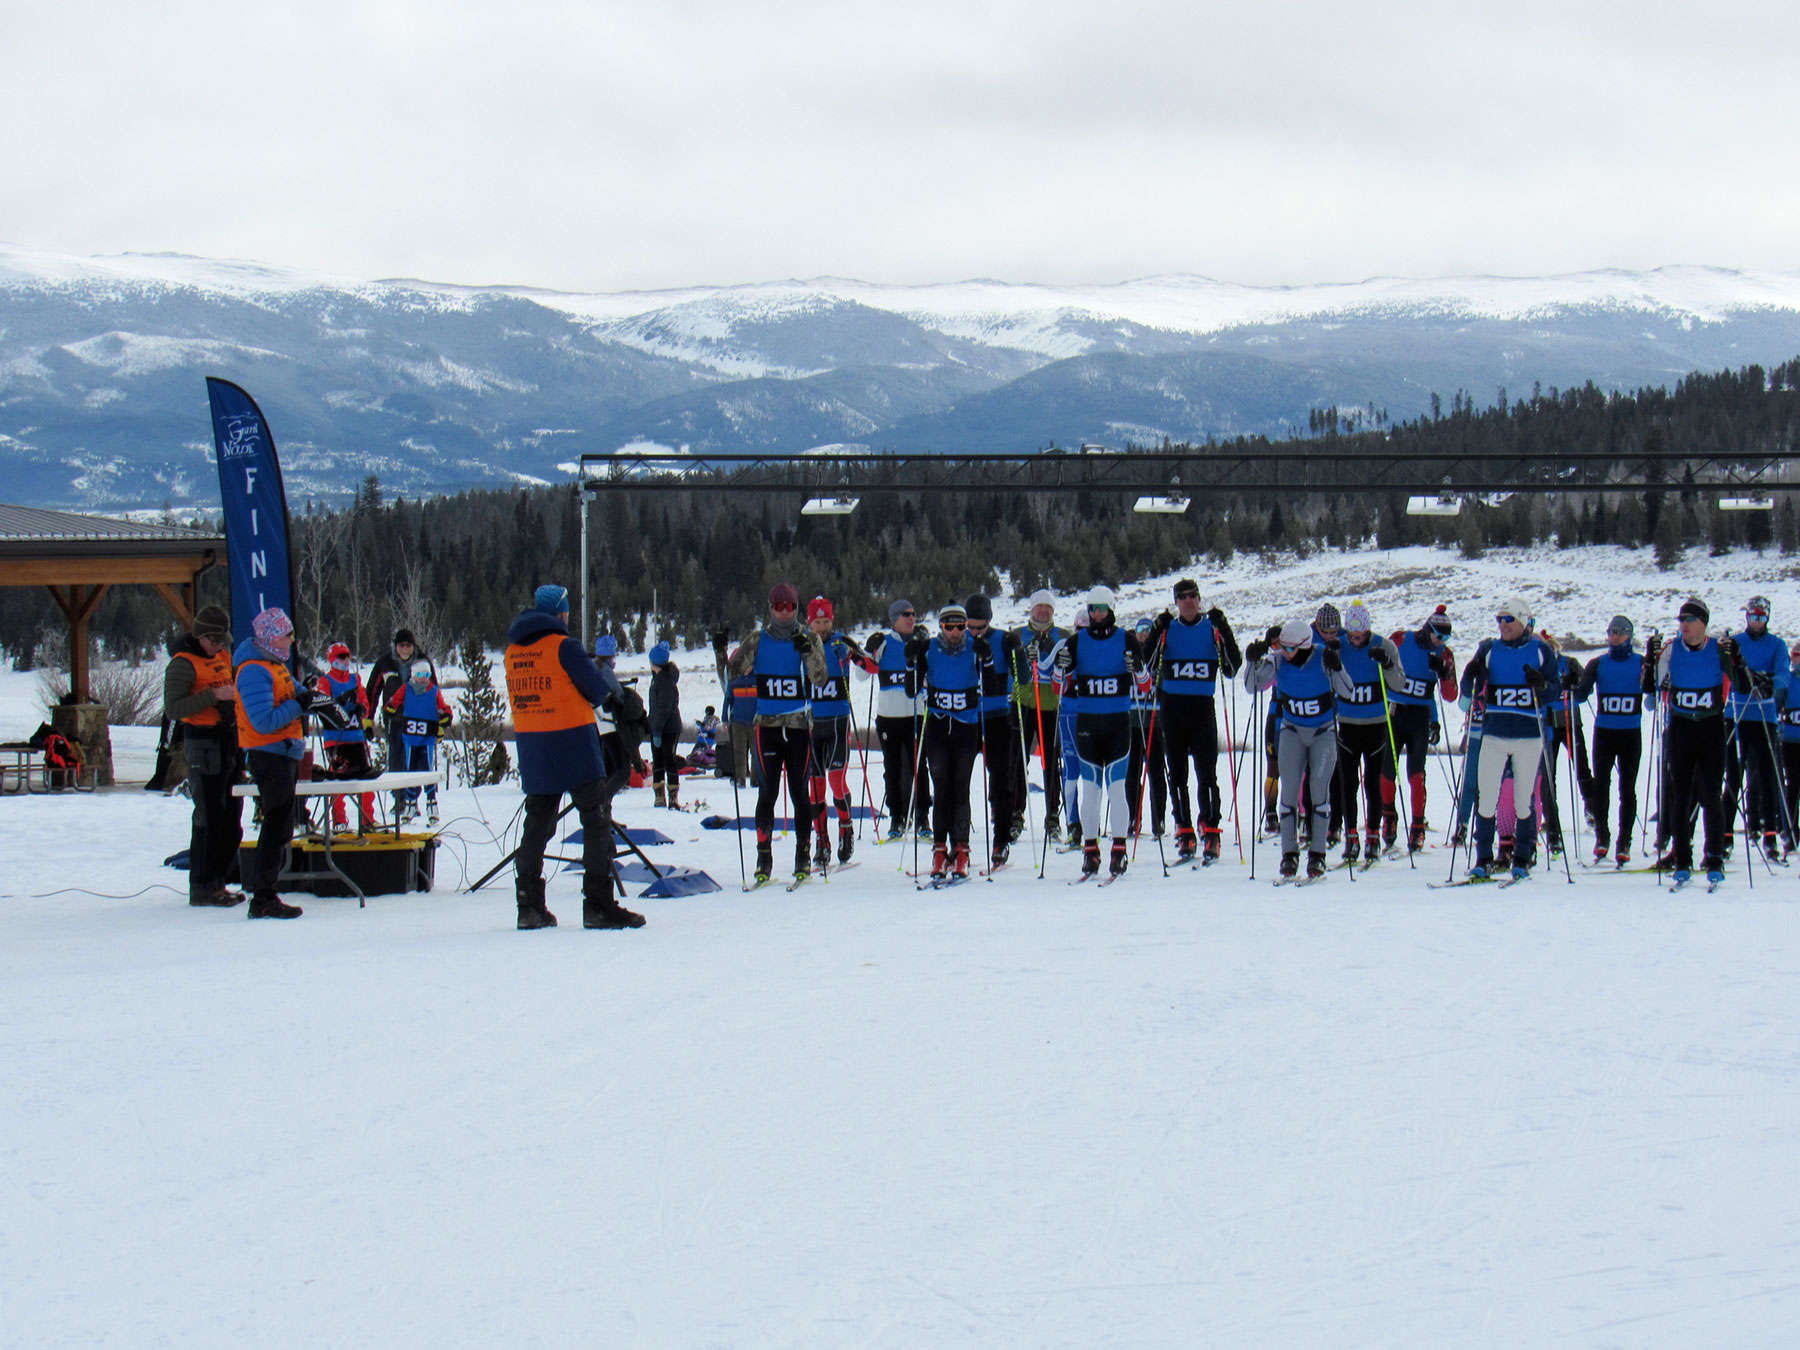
[1010,648,1038,873]
[1223,669,1245,861]
[1248,677,1262,881]
[1376,674,1414,870]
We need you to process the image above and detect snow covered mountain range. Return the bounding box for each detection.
[5,242,1800,508]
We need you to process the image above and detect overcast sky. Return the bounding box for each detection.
[5,0,1797,294]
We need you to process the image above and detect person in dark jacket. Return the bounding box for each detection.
[647,641,684,808]
[502,584,645,931]
[162,604,244,906]
[366,628,433,771]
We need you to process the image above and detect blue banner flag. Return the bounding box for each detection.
[206,378,296,646]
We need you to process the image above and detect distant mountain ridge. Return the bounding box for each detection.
[4,243,1800,509]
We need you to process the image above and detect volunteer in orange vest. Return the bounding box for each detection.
[234,606,315,920]
[161,604,244,907]
[503,583,646,932]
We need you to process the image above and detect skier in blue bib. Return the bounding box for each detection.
[910,599,989,880]
[1460,601,1557,880]
[1573,615,1650,866]
[1721,595,1792,860]
[385,664,454,825]
[1244,616,1357,879]
[1147,578,1243,863]
[1045,586,1142,879]
[1649,597,1751,886]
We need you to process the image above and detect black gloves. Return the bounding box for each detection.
[1322,639,1342,671]
[1561,664,1582,691]
[292,685,317,712]
[1053,644,1073,674]
[1427,650,1451,678]
[972,633,992,661]
[710,625,730,653]
[905,635,929,664]
[1245,640,1270,663]
[1523,664,1547,691]
[1370,645,1392,669]
[1644,634,1662,662]
[1428,720,1441,746]
[1152,610,1173,635]
[1752,669,1775,698]
[1208,607,1227,628]
[1718,636,1740,661]
[791,632,813,655]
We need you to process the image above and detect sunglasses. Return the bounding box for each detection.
[942,621,967,631]
[1496,614,1517,624]
[1679,614,1705,622]
[772,602,797,612]
[898,610,915,618]
[1174,591,1200,601]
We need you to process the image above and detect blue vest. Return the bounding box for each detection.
[753,630,807,717]
[1160,619,1221,697]
[1073,629,1130,715]
[1727,628,1787,723]
[978,639,1013,716]
[1337,639,1384,717]
[924,639,980,724]
[1274,651,1335,729]
[400,683,442,748]
[1388,632,1438,707]
[809,637,851,719]
[877,629,918,698]
[1668,638,1724,719]
[321,670,365,746]
[1591,649,1645,731]
[1481,637,1546,739]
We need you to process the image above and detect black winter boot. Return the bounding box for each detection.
[584,897,647,929]
[516,878,556,929]
[248,892,302,919]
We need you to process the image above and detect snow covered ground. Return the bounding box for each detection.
[6,543,1800,1346]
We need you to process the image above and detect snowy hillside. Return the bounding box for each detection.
[6,241,1800,507]
[6,543,1800,1343]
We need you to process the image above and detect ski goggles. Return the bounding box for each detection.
[1495,613,1518,625]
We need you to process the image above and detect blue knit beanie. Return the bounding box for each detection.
[534,584,569,616]
[593,634,617,658]
[649,641,671,665]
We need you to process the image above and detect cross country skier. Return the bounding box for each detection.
[1127,616,1167,841]
[909,600,989,881]
[804,596,866,869]
[315,642,376,832]
[1780,646,1800,851]
[1045,586,1140,879]
[1145,579,1241,865]
[861,599,932,841]
[385,664,453,825]
[1536,631,1587,857]
[1332,602,1403,865]
[1648,598,1750,887]
[1460,601,1558,881]
[1384,605,1457,853]
[1573,616,1649,866]
[965,593,1024,868]
[1243,617,1357,879]
[727,584,830,886]
[1014,590,1067,843]
[1721,595,1791,860]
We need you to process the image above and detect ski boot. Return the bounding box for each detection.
[1511,860,1531,883]
[1262,810,1280,839]
[653,782,667,809]
[814,834,832,872]
[915,823,934,843]
[1763,831,1783,863]
[1721,831,1735,860]
[1326,827,1342,850]
[1278,851,1299,880]
[1381,806,1399,852]
[838,826,855,866]
[247,893,303,920]
[1450,823,1468,850]
[1706,859,1726,886]
[426,803,440,826]
[1307,851,1327,880]
[1045,818,1064,847]
[1109,839,1128,879]
[1468,861,1493,881]
[1175,827,1198,863]
[1651,849,1677,872]
[990,843,1009,871]
[952,844,970,880]
[1008,813,1025,845]
[1203,829,1222,863]
[1408,818,1428,853]
[1544,831,1564,859]
[1365,830,1382,862]
[1672,867,1692,887]
[886,818,908,843]
[1343,834,1361,866]
[1081,840,1102,878]
[929,843,949,882]
[1615,845,1632,867]
[1592,835,1610,864]
[1495,840,1514,871]
[755,846,774,887]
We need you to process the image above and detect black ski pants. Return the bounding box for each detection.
[1017,700,1061,827]
[1666,714,1726,871]
[1161,693,1221,833]
[517,773,618,905]
[876,713,930,829]
[925,717,981,848]
[755,724,814,865]
[1334,720,1391,839]
[1128,710,1167,835]
[1725,717,1785,838]
[245,749,299,898]
[1589,725,1641,850]
[183,727,243,895]
[978,711,1018,838]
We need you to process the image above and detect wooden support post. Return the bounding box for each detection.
[47,582,111,704]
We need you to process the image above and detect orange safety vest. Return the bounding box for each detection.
[505,633,597,733]
[234,656,303,749]
[174,648,234,728]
